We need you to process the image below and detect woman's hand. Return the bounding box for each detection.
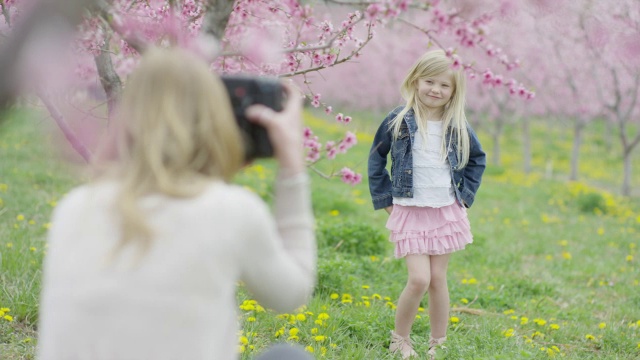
[245,81,304,175]
[385,206,393,214]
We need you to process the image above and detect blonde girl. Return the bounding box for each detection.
[368,49,486,359]
[38,47,315,360]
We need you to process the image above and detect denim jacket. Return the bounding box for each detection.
[368,106,486,210]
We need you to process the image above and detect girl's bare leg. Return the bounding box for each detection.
[427,254,451,338]
[394,254,431,337]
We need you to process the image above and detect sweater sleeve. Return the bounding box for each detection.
[238,173,316,313]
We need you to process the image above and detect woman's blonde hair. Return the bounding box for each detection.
[389,49,470,168]
[94,47,244,257]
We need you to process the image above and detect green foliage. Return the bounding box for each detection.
[317,219,388,256]
[576,192,606,213]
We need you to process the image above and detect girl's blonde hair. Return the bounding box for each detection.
[94,47,244,257]
[389,49,470,168]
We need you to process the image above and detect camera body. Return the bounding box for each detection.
[221,75,283,161]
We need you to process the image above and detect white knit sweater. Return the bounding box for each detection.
[38,173,315,360]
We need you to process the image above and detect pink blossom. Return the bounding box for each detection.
[343,115,352,124]
[303,127,313,139]
[335,113,344,122]
[343,131,357,146]
[325,106,333,114]
[340,167,362,185]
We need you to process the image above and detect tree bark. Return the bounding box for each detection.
[492,119,503,167]
[522,116,531,174]
[94,29,122,120]
[570,119,584,181]
[622,147,632,196]
[201,0,236,40]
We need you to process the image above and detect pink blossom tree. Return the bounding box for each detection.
[1,0,534,186]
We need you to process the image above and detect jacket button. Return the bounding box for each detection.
[407,170,412,174]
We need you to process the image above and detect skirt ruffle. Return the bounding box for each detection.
[386,203,473,258]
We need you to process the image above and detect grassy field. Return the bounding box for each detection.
[1,108,639,359]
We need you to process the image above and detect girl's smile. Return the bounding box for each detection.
[416,70,454,114]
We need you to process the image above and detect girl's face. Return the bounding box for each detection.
[416,70,454,115]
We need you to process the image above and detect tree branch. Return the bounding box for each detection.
[37,92,92,163]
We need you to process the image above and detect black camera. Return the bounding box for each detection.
[221,75,284,161]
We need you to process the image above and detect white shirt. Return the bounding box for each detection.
[38,174,315,360]
[393,120,456,208]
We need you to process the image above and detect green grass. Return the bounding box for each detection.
[1,108,640,359]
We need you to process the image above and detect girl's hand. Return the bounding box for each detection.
[385,206,393,214]
[245,81,304,175]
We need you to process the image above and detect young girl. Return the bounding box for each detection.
[368,49,486,359]
[38,48,315,360]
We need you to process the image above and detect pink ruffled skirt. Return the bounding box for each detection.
[386,203,473,258]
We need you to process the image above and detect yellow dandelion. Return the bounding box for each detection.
[626,255,633,262]
[238,345,246,353]
[0,183,7,192]
[549,324,560,330]
[385,302,397,310]
[287,335,299,341]
[534,319,547,326]
[43,223,51,229]
[364,301,370,307]
[561,251,572,260]
[311,328,319,335]
[289,328,299,336]
[503,309,515,315]
[314,320,323,326]
[585,334,596,340]
[545,254,553,261]
[296,313,306,322]
[384,296,391,301]
[450,316,460,323]
[4,315,14,322]
[503,328,514,337]
[16,214,25,221]
[598,322,606,329]
[418,307,425,312]
[28,219,36,225]
[532,331,544,339]
[318,313,330,321]
[239,336,249,345]
[597,227,605,235]
[274,328,285,337]
[246,317,256,322]
[362,285,370,289]
[372,294,382,300]
[305,346,314,353]
[329,210,340,216]
[6,243,13,248]
[521,317,529,325]
[29,247,36,252]
[558,239,568,246]
[487,285,495,290]
[460,298,469,304]
[314,335,326,342]
[330,293,339,300]
[370,256,379,262]
[467,278,478,284]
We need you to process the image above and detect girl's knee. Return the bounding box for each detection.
[407,275,430,295]
[428,273,447,291]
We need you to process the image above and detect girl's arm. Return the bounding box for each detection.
[368,116,394,210]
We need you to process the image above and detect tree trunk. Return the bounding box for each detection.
[570,120,584,181]
[522,116,531,174]
[201,0,236,40]
[492,119,503,167]
[622,147,631,196]
[94,30,122,120]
